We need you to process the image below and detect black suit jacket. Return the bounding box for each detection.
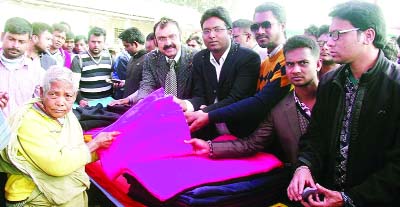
[123,49,147,98]
[188,43,261,137]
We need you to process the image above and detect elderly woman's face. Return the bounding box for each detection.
[41,80,76,119]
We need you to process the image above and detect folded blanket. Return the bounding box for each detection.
[97,88,283,202]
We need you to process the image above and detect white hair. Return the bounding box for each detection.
[42,66,78,93]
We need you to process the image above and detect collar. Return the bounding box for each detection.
[268,44,283,58]
[0,51,29,68]
[210,41,231,65]
[165,46,182,63]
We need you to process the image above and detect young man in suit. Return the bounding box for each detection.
[127,17,198,105]
[175,7,261,138]
[185,2,291,137]
[185,35,320,166]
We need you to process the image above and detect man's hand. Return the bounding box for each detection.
[287,166,316,202]
[302,184,344,207]
[184,138,210,156]
[113,80,125,88]
[79,99,89,107]
[173,96,187,111]
[0,92,9,109]
[184,110,209,132]
[108,98,130,106]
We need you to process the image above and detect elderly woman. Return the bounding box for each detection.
[0,66,119,206]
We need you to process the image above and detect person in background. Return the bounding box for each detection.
[232,18,268,60]
[316,25,340,78]
[304,24,319,41]
[49,23,71,68]
[63,31,75,54]
[27,22,57,70]
[0,66,119,206]
[73,35,87,54]
[186,32,203,50]
[145,32,156,52]
[287,1,400,206]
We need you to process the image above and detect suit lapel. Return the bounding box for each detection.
[203,51,218,91]
[283,92,302,139]
[218,42,237,86]
[154,50,169,85]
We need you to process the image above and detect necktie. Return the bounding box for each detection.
[165,59,177,96]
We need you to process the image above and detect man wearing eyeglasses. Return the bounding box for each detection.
[127,17,197,105]
[185,2,291,139]
[232,19,268,61]
[174,7,260,139]
[287,1,400,206]
[316,25,340,78]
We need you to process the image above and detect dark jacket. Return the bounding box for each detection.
[123,49,147,98]
[297,51,400,206]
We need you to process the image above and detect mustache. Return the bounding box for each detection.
[256,34,269,40]
[163,44,176,50]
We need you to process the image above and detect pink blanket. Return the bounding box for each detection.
[97,89,283,202]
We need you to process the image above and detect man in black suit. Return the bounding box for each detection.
[128,17,198,105]
[175,7,261,138]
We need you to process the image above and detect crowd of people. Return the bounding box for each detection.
[0,0,400,206]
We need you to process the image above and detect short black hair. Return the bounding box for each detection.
[74,35,87,43]
[318,25,330,37]
[32,22,52,36]
[304,25,319,38]
[254,2,286,24]
[200,7,232,29]
[153,17,181,36]
[88,26,106,40]
[232,19,252,29]
[329,1,386,49]
[283,35,320,59]
[52,23,68,34]
[146,32,155,41]
[4,17,32,36]
[118,27,145,44]
[66,31,75,41]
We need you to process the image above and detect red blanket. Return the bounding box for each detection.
[97,89,283,202]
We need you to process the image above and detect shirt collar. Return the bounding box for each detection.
[210,41,231,66]
[268,44,283,58]
[165,46,182,63]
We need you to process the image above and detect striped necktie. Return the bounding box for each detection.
[165,59,177,96]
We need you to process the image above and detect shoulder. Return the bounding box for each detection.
[271,92,294,115]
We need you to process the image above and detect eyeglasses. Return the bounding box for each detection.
[250,21,273,32]
[202,27,228,35]
[328,28,360,41]
[156,34,178,42]
[317,40,328,47]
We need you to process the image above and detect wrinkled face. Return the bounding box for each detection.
[232,27,250,47]
[34,30,53,53]
[1,32,30,59]
[63,39,74,53]
[252,11,284,49]
[51,30,66,50]
[88,34,105,56]
[327,17,364,64]
[187,40,201,50]
[202,17,231,55]
[317,33,334,64]
[122,41,137,56]
[74,39,87,54]
[285,47,320,87]
[145,39,156,52]
[155,23,181,59]
[41,80,76,119]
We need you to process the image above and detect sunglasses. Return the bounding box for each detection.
[250,21,273,32]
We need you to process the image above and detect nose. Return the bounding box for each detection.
[55,97,66,106]
[326,37,335,48]
[291,64,302,73]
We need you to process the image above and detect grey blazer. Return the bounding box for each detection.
[135,46,197,103]
[212,91,304,164]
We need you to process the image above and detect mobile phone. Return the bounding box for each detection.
[106,78,122,83]
[302,187,318,200]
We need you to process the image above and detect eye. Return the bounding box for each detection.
[286,62,294,67]
[299,61,309,66]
